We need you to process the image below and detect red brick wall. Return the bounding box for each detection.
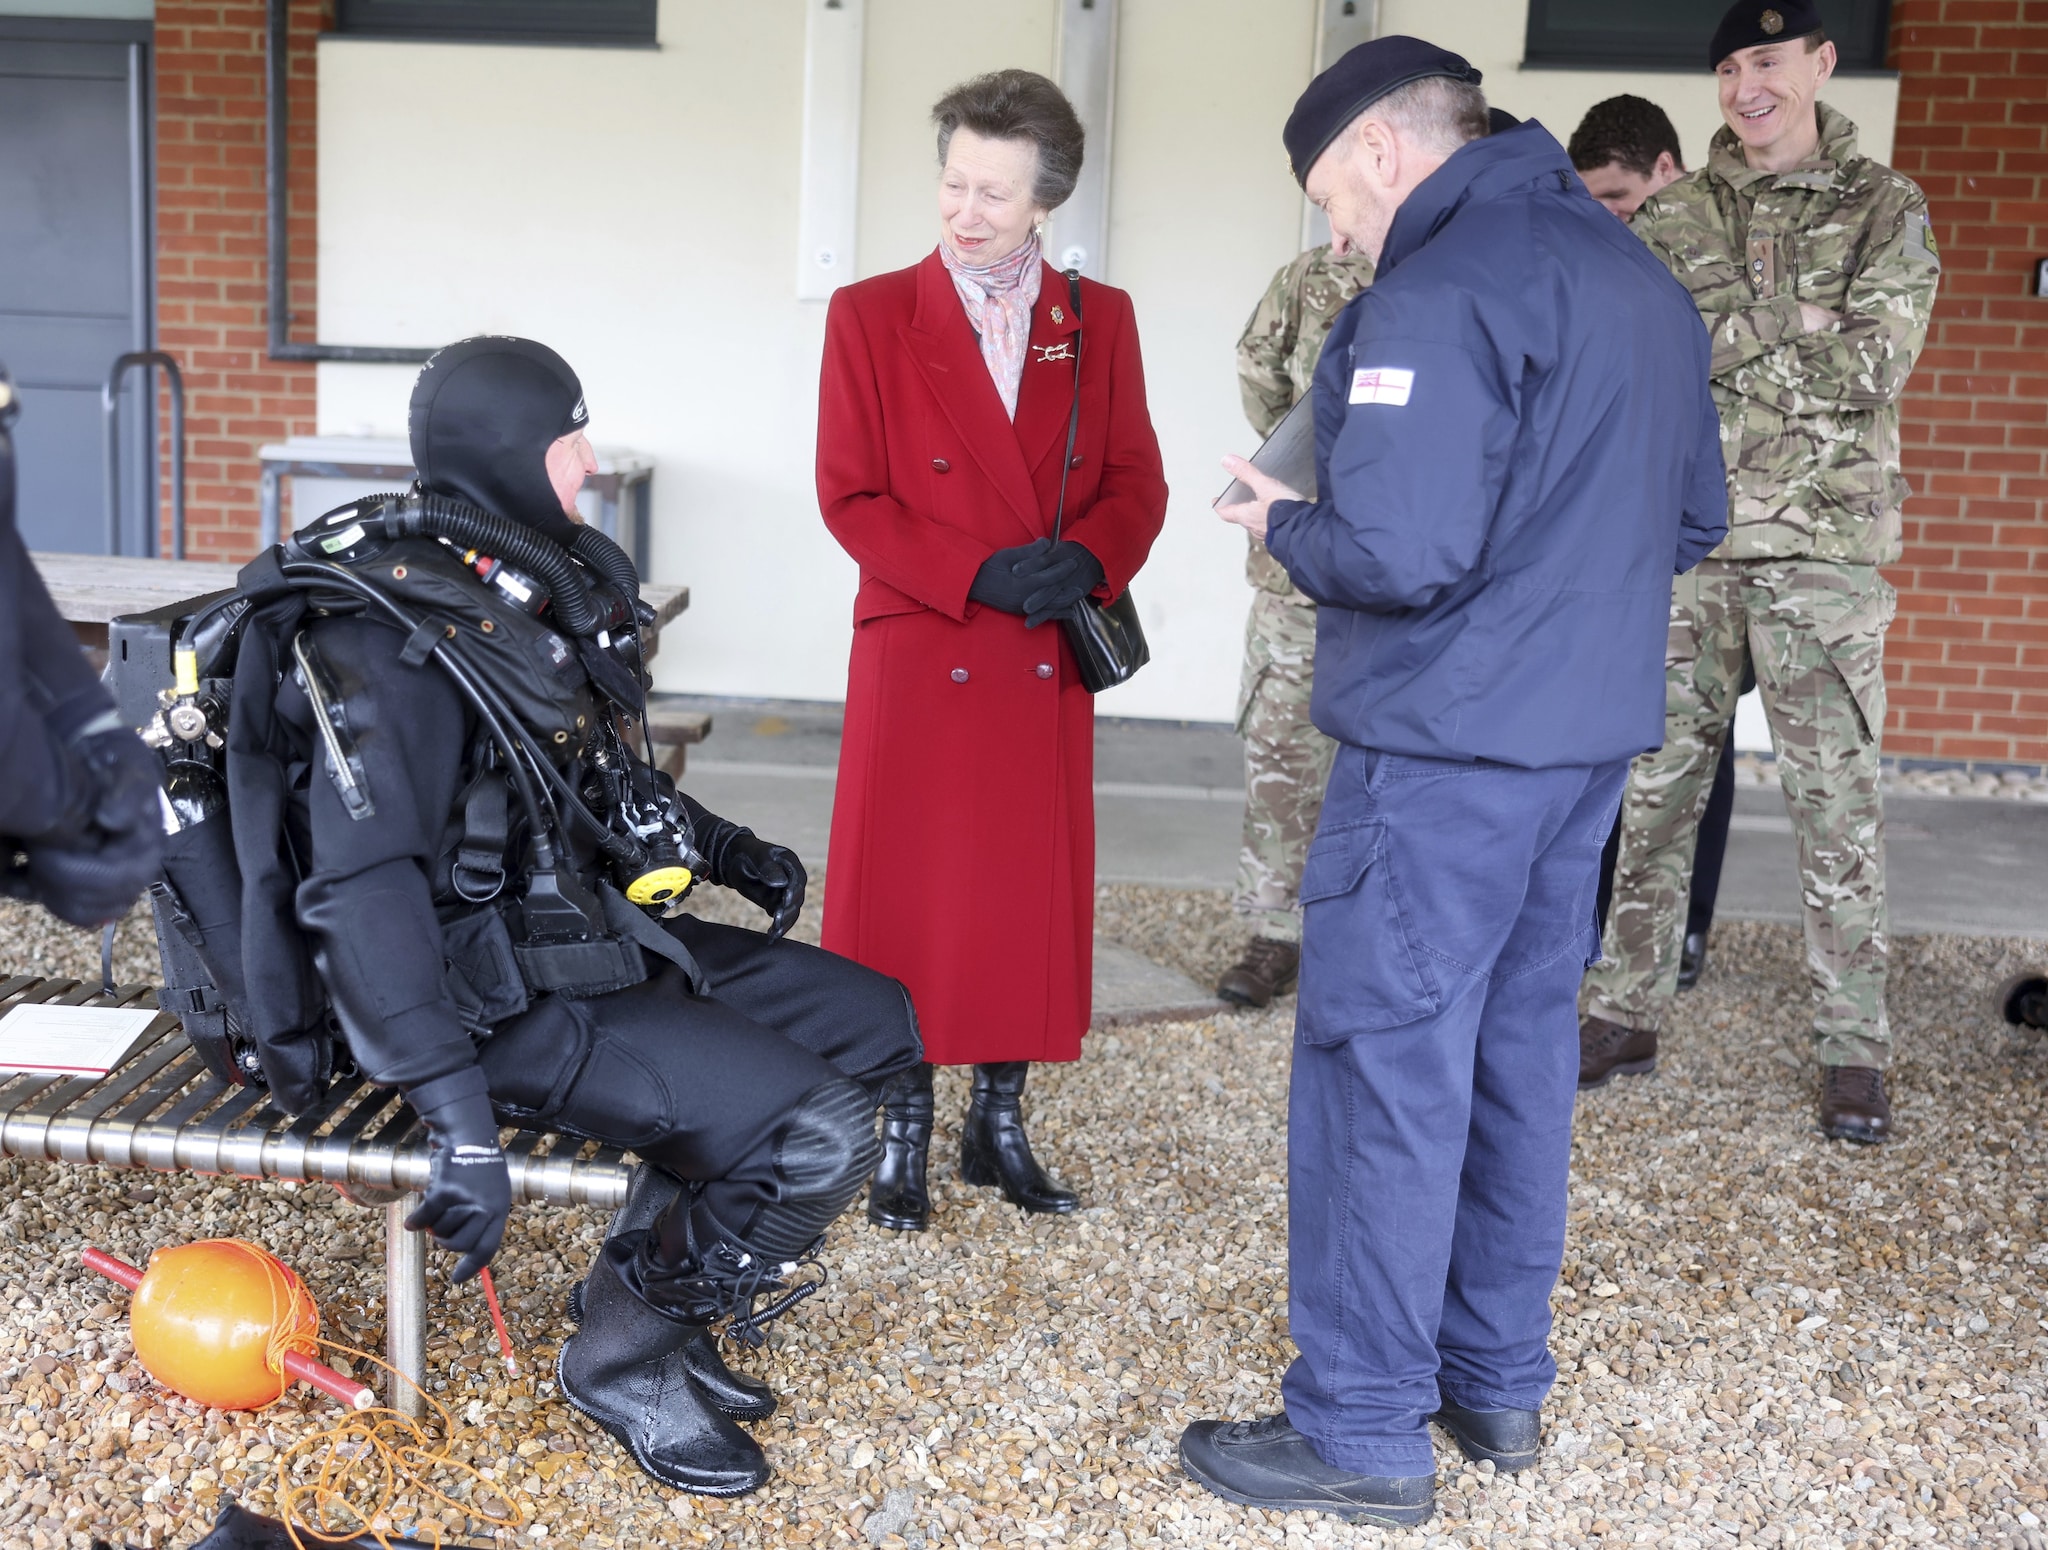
[154,0,320,558]
[1887,0,2048,767]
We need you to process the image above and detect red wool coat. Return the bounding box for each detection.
[816,250,1168,1065]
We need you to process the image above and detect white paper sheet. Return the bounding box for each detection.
[0,1003,161,1076]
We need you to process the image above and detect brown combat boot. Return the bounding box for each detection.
[1217,937,1301,1008]
[1818,1066,1891,1145]
[1578,1015,1657,1089]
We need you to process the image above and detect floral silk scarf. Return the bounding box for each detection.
[938,234,1044,420]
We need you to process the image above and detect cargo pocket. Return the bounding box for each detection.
[1295,819,1441,1043]
[1816,579,1896,745]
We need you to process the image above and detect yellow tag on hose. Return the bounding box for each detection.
[173,646,200,697]
[627,866,692,906]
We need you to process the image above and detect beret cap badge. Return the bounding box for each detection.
[1761,9,1785,33]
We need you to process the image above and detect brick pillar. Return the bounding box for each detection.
[154,0,320,559]
[1887,0,2048,768]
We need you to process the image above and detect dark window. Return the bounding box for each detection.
[1525,0,1893,73]
[333,0,657,46]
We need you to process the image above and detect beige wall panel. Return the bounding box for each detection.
[855,0,1058,281]
[1378,0,1896,168]
[1095,0,1318,719]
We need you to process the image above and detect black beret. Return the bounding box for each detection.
[1283,35,1483,186]
[1709,0,1824,68]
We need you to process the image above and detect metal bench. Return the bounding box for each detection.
[0,973,631,1416]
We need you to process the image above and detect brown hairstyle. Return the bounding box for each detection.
[932,69,1086,211]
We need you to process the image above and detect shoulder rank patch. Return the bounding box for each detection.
[1350,367,1414,406]
[1902,208,1940,269]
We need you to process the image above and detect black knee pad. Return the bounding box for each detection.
[740,1077,880,1261]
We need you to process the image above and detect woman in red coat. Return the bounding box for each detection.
[816,69,1167,1231]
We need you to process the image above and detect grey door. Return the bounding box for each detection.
[0,20,153,556]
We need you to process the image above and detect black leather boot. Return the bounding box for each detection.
[959,1062,1078,1214]
[556,1238,770,1497]
[868,1062,934,1231]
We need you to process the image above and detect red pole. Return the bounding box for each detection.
[82,1245,376,1411]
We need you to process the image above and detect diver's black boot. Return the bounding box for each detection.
[960,1062,1079,1214]
[868,1063,935,1231]
[556,1240,770,1497]
[566,1166,776,1422]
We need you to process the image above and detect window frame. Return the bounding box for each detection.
[331,0,658,48]
[1522,0,1896,74]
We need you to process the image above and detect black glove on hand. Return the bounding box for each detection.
[21,718,166,929]
[967,537,1055,615]
[1011,539,1107,629]
[680,792,808,939]
[403,1066,510,1283]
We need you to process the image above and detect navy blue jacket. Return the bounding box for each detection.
[1265,121,1727,768]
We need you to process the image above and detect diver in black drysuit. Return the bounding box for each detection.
[0,359,164,929]
[272,339,921,1496]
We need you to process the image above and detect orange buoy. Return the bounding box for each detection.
[85,1241,372,1411]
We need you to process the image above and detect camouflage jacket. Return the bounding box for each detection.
[1235,245,1376,593]
[1633,103,1939,565]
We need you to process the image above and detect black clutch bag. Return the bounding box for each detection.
[1051,268,1149,695]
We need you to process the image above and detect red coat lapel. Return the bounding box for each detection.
[901,251,1040,536]
[1013,264,1086,481]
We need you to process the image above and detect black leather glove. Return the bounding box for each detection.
[403,1066,510,1283]
[680,792,807,939]
[1011,540,1107,628]
[967,537,1055,614]
[19,718,166,929]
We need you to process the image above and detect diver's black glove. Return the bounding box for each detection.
[967,537,1055,615]
[1011,539,1106,628]
[19,718,166,929]
[403,1067,510,1283]
[681,793,808,939]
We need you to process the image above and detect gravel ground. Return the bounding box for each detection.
[3,892,2045,1550]
[1732,755,2048,803]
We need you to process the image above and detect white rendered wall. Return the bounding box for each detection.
[314,0,1898,727]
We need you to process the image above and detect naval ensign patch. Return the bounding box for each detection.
[1349,367,1415,406]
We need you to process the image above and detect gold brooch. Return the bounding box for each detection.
[1033,342,1073,363]
[1051,306,1064,324]
[1760,9,1784,34]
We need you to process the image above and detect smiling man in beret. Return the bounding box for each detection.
[1179,36,1726,1525]
[1580,0,1941,1145]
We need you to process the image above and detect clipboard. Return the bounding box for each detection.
[1215,393,1319,508]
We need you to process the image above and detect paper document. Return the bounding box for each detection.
[0,1003,162,1076]
[1215,393,1320,509]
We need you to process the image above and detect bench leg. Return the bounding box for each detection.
[386,1193,428,1418]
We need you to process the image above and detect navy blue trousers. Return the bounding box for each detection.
[1280,746,1630,1474]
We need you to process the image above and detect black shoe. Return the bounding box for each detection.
[960,1062,1079,1214]
[868,1062,934,1231]
[1429,1402,1541,1471]
[1216,937,1300,1008]
[1676,931,1708,991]
[556,1244,770,1496]
[1178,1415,1435,1526]
[564,1280,775,1423]
[1818,1065,1892,1145]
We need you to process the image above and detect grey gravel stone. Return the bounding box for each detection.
[2,893,2044,1548]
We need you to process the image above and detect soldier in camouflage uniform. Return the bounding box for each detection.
[1580,0,1940,1145]
[1216,244,1376,1008]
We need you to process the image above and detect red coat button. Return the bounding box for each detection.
[951,668,969,683]
[932,458,951,473]
[1035,664,1053,679]
[1067,454,1085,469]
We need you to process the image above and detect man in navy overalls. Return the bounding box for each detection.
[1180,36,1727,1526]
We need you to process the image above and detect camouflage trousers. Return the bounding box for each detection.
[1233,585,1335,944]
[1582,558,1896,1067]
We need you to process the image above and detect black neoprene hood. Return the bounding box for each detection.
[408,336,590,546]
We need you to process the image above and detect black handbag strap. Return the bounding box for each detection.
[1051,268,1084,542]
